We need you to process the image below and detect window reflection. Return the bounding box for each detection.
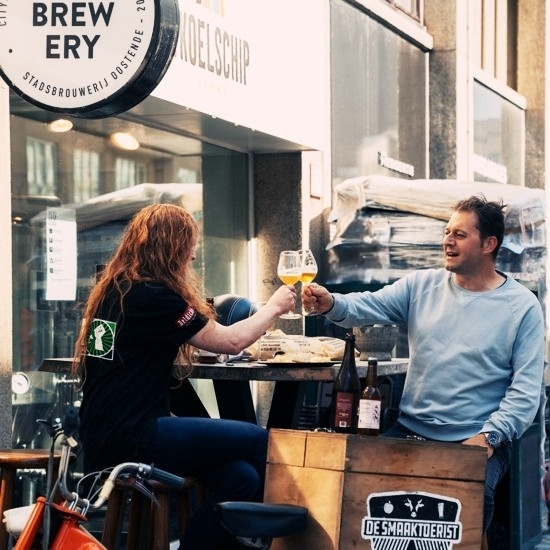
[331,0,427,185]
[26,138,57,196]
[473,80,524,186]
[73,149,100,202]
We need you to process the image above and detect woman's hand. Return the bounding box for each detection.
[302,283,334,315]
[265,284,297,317]
[191,286,296,356]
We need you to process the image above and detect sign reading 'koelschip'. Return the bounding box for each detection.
[0,1,179,118]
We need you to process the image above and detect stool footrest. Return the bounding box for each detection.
[214,502,308,539]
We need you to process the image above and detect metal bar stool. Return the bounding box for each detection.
[101,476,206,550]
[0,449,61,550]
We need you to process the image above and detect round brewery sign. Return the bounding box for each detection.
[0,0,179,118]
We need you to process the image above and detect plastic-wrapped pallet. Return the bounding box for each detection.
[326,176,546,285]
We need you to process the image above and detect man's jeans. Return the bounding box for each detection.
[382,421,511,532]
[142,416,268,549]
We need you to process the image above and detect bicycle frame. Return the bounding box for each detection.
[12,421,106,550]
[8,407,186,550]
[7,407,307,550]
[13,496,105,550]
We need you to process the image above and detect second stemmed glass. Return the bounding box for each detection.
[299,249,318,285]
[299,249,318,315]
[277,250,302,319]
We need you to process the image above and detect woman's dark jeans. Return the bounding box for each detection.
[142,416,268,549]
[382,421,511,533]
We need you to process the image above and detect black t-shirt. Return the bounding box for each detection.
[79,282,208,472]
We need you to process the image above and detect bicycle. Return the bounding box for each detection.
[4,406,188,550]
[3,407,308,550]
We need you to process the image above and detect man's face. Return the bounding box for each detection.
[442,210,485,274]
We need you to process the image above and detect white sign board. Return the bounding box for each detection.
[46,207,77,301]
[154,0,328,150]
[0,0,179,118]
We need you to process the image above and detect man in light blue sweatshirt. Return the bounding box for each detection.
[302,195,545,543]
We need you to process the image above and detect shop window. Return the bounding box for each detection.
[11,108,250,450]
[331,0,428,183]
[26,137,57,196]
[473,80,524,186]
[472,0,518,88]
[11,111,251,370]
[73,149,100,202]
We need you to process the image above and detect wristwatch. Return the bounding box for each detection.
[483,432,501,448]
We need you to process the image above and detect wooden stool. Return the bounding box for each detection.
[0,449,59,550]
[102,476,206,550]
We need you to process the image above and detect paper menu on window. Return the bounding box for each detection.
[45,207,77,301]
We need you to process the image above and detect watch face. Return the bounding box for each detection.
[486,432,500,447]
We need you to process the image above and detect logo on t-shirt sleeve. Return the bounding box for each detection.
[175,306,197,327]
[86,319,116,359]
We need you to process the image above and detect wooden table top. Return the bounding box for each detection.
[40,357,409,381]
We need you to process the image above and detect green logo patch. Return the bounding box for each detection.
[86,319,116,359]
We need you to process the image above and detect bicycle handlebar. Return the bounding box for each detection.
[93,462,186,508]
[148,464,187,489]
[52,406,187,511]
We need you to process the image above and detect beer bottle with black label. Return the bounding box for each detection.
[357,356,382,436]
[331,333,361,433]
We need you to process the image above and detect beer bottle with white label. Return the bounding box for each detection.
[357,357,382,436]
[331,333,361,433]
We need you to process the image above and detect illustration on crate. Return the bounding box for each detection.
[361,490,462,550]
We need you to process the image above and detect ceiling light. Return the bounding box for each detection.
[48,119,73,133]
[110,132,140,151]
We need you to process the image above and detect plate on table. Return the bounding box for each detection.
[259,360,339,368]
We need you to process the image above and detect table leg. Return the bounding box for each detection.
[169,379,210,418]
[267,382,307,429]
[213,381,257,423]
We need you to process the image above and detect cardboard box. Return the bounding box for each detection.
[264,429,487,549]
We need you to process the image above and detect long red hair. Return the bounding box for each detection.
[72,203,214,380]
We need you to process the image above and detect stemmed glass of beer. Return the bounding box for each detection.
[277,250,302,319]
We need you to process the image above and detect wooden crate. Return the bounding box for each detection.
[264,429,487,550]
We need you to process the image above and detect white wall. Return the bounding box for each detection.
[154,0,328,151]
